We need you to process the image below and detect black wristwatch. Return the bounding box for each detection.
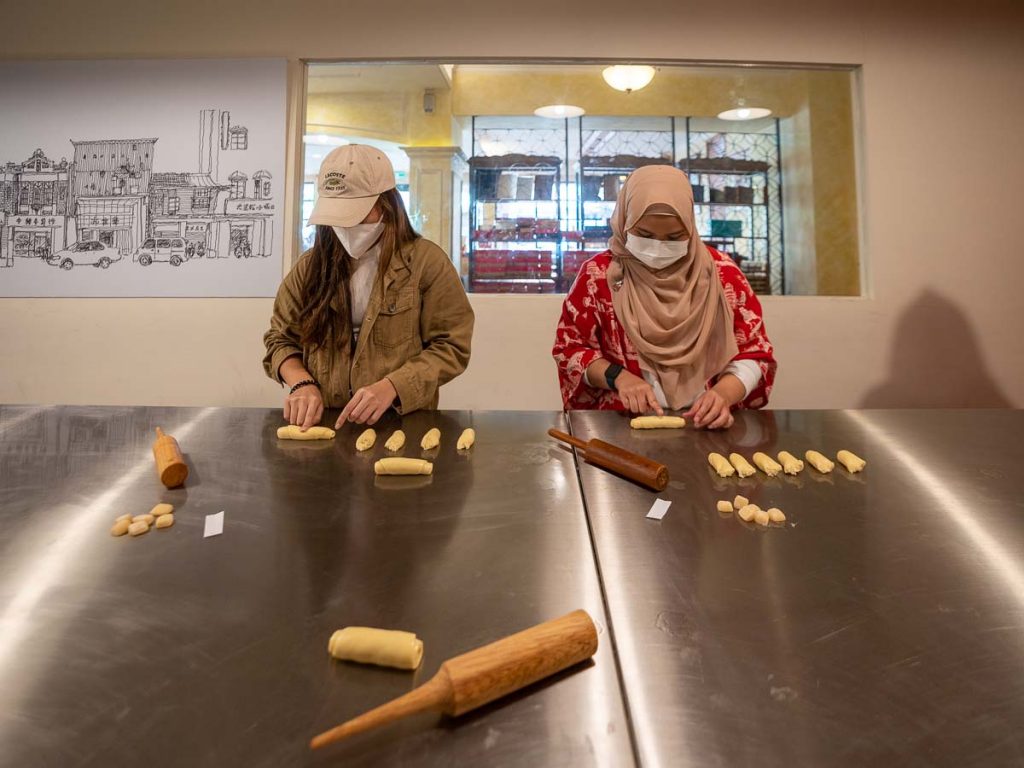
[604,363,624,390]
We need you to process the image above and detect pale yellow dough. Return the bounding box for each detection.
[752,452,783,477]
[420,428,441,450]
[754,509,771,526]
[729,453,757,478]
[277,425,336,441]
[156,514,174,529]
[111,519,131,536]
[708,453,736,478]
[717,500,734,513]
[128,521,150,536]
[805,450,835,473]
[132,514,155,526]
[777,451,805,475]
[737,504,759,522]
[837,450,867,473]
[150,503,173,517]
[733,495,749,509]
[328,626,424,670]
[374,458,434,476]
[767,508,786,524]
[630,416,686,430]
[355,428,377,452]
[457,428,476,450]
[384,430,406,452]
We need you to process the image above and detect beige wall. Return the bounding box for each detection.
[1,0,1022,410]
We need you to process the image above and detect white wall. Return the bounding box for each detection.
[1,0,1022,410]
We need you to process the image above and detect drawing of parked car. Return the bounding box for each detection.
[46,241,123,270]
[134,237,189,266]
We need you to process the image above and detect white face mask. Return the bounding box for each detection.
[332,221,384,259]
[625,232,689,270]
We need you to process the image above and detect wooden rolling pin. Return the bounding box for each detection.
[310,609,597,750]
[548,428,668,492]
[152,427,188,488]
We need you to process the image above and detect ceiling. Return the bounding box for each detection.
[307,63,451,94]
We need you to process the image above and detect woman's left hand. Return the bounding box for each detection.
[337,378,398,427]
[684,389,734,430]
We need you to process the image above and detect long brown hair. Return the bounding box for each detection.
[298,187,419,349]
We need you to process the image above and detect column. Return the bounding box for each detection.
[400,146,467,262]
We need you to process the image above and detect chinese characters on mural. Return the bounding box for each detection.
[0,110,275,270]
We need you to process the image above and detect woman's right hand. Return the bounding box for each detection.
[284,385,324,430]
[615,370,664,415]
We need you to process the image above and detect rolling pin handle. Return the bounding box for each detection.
[547,428,586,451]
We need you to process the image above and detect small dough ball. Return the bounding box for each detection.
[375,458,434,476]
[150,503,173,518]
[716,500,734,513]
[754,509,771,526]
[355,428,377,452]
[777,451,804,475]
[752,452,783,478]
[128,521,150,536]
[328,627,424,670]
[630,416,686,429]
[384,430,406,452]
[768,507,786,524]
[708,453,736,478]
[457,428,476,450]
[733,495,749,510]
[156,514,175,529]
[115,513,133,524]
[737,504,759,522]
[420,428,441,450]
[132,514,155,526]
[837,450,867,473]
[729,453,757,478]
[277,425,336,441]
[111,519,131,537]
[805,450,835,473]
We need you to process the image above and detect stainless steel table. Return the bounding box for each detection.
[0,406,633,768]
[567,409,1024,768]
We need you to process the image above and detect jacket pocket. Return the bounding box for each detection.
[372,287,419,349]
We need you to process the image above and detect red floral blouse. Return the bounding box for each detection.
[552,249,777,411]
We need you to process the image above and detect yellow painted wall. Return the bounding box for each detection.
[307,88,459,147]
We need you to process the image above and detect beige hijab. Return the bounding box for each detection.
[607,165,738,408]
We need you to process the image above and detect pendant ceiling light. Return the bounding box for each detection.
[534,104,586,119]
[602,65,656,93]
[717,104,773,121]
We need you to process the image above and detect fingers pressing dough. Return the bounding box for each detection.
[630,416,686,429]
[375,458,434,476]
[384,430,406,452]
[729,453,757,478]
[457,428,476,450]
[752,452,783,477]
[420,428,441,450]
[837,450,867,473]
[708,453,736,478]
[777,451,804,475]
[355,428,377,452]
[277,425,336,441]
[805,450,835,473]
[328,627,424,670]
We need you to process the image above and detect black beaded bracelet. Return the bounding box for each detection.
[289,378,318,395]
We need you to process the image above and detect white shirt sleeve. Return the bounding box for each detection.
[720,359,762,399]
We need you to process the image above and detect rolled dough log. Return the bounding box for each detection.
[837,450,867,473]
[150,503,173,517]
[630,416,686,429]
[384,430,406,452]
[708,453,736,477]
[733,494,749,509]
[777,451,804,475]
[111,518,131,536]
[737,503,759,522]
[328,626,424,670]
[115,513,133,524]
[457,428,476,450]
[752,452,783,477]
[374,458,434,476]
[729,453,757,478]
[717,500,734,513]
[767,507,786,524]
[355,428,377,452]
[805,450,835,473]
[754,509,771,526]
[128,521,149,536]
[132,514,155,526]
[156,514,174,529]
[277,425,336,441]
[420,428,441,450]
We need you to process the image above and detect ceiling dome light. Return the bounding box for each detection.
[602,65,656,93]
[534,104,586,119]
[717,106,773,121]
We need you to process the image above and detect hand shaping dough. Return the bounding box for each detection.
[737,503,759,522]
[767,507,786,524]
[457,428,476,450]
[156,514,174,529]
[754,509,771,526]
[777,451,805,475]
[752,452,783,477]
[717,500,734,513]
[733,494,749,509]
[111,518,131,536]
[355,428,377,452]
[805,450,835,473]
[374,458,434,476]
[420,428,441,450]
[327,627,424,670]
[837,450,867,473]
[729,453,757,478]
[630,416,686,430]
[150,503,173,518]
[708,453,736,478]
[128,521,150,536]
[277,425,336,441]
[384,430,406,452]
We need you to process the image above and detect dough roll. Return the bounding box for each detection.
[355,428,377,451]
[277,425,336,441]
[708,453,736,477]
[384,430,406,452]
[805,450,835,473]
[837,450,867,473]
[777,451,804,475]
[737,503,759,522]
[457,428,476,450]
[729,453,757,478]
[752,452,783,477]
[716,500,734,513]
[374,458,434,476]
[630,416,686,430]
[421,428,441,450]
[327,627,424,670]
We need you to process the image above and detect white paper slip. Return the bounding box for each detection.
[204,511,225,538]
[646,499,672,520]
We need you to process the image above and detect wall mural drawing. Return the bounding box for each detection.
[0,59,286,297]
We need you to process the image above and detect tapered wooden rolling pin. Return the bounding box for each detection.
[310,609,597,750]
[152,427,188,488]
[548,428,669,491]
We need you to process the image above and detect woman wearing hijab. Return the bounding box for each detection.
[552,165,776,429]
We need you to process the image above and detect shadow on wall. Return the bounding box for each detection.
[861,290,1013,408]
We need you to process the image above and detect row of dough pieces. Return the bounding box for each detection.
[110,503,175,537]
[717,495,786,526]
[277,424,475,452]
[708,450,866,478]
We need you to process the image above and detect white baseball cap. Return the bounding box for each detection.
[308,144,396,227]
